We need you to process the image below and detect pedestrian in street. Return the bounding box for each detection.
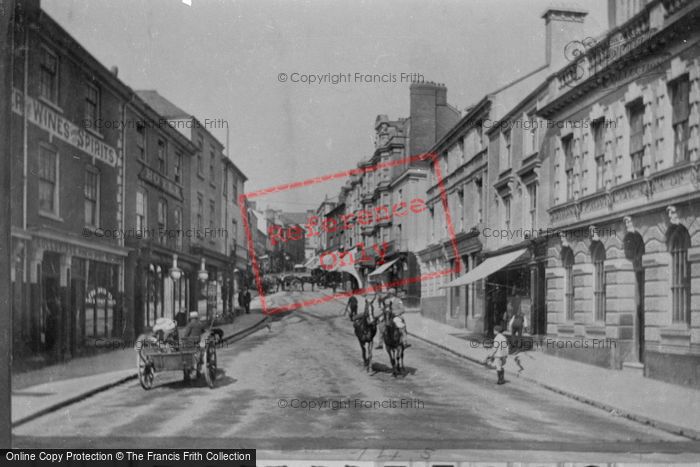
[238,286,251,314]
[345,294,358,320]
[508,309,527,353]
[486,325,509,385]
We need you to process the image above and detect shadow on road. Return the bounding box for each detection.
[370,362,417,377]
[153,369,236,390]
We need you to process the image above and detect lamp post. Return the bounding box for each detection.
[197,257,208,318]
[169,254,182,318]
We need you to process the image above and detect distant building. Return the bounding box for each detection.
[222,156,248,314]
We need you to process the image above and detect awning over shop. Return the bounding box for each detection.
[304,255,320,269]
[368,258,400,278]
[440,248,527,288]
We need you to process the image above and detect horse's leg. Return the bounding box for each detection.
[359,341,367,368]
[367,341,373,373]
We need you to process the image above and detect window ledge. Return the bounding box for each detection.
[38,96,63,114]
[659,325,691,338]
[39,211,63,222]
[586,324,606,335]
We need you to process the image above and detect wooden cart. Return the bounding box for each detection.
[135,332,218,390]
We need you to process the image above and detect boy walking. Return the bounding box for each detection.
[486,325,509,385]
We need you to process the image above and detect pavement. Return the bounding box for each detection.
[403,311,700,440]
[11,302,273,426]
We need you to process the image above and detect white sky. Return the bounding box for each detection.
[43,0,608,212]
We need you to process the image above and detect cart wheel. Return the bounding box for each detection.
[137,353,154,390]
[204,343,217,389]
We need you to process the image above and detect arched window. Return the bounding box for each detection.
[667,225,691,324]
[590,241,606,322]
[561,247,575,321]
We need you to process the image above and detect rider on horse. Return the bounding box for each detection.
[376,291,410,349]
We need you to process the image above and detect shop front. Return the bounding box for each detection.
[12,230,128,363]
[481,241,548,338]
[128,244,198,336]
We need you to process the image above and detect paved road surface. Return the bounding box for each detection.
[13,292,700,458]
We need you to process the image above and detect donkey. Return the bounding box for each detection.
[353,296,377,373]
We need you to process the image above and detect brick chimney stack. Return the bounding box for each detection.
[409,82,459,158]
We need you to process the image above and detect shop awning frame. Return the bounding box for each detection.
[440,248,527,288]
[368,257,400,278]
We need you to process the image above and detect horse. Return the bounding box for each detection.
[353,296,377,373]
[383,316,405,377]
[378,294,405,376]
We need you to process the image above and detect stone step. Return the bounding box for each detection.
[622,361,645,375]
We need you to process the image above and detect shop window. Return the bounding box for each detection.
[670,75,690,163]
[592,119,606,191]
[591,241,606,322]
[210,148,216,183]
[157,139,166,174]
[197,194,203,231]
[136,123,146,161]
[502,196,511,231]
[668,225,691,324]
[562,134,574,201]
[209,200,216,231]
[174,151,182,183]
[527,183,537,231]
[561,247,575,321]
[173,207,182,250]
[197,134,204,176]
[39,145,59,215]
[628,100,644,179]
[40,46,59,104]
[84,167,100,227]
[83,262,117,339]
[157,198,167,244]
[85,82,100,127]
[136,189,147,232]
[476,178,483,224]
[501,130,511,171]
[232,177,239,204]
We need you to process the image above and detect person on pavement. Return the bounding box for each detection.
[345,294,359,320]
[238,286,252,314]
[508,308,527,353]
[487,325,509,385]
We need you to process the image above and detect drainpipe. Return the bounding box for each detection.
[22,22,28,231]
